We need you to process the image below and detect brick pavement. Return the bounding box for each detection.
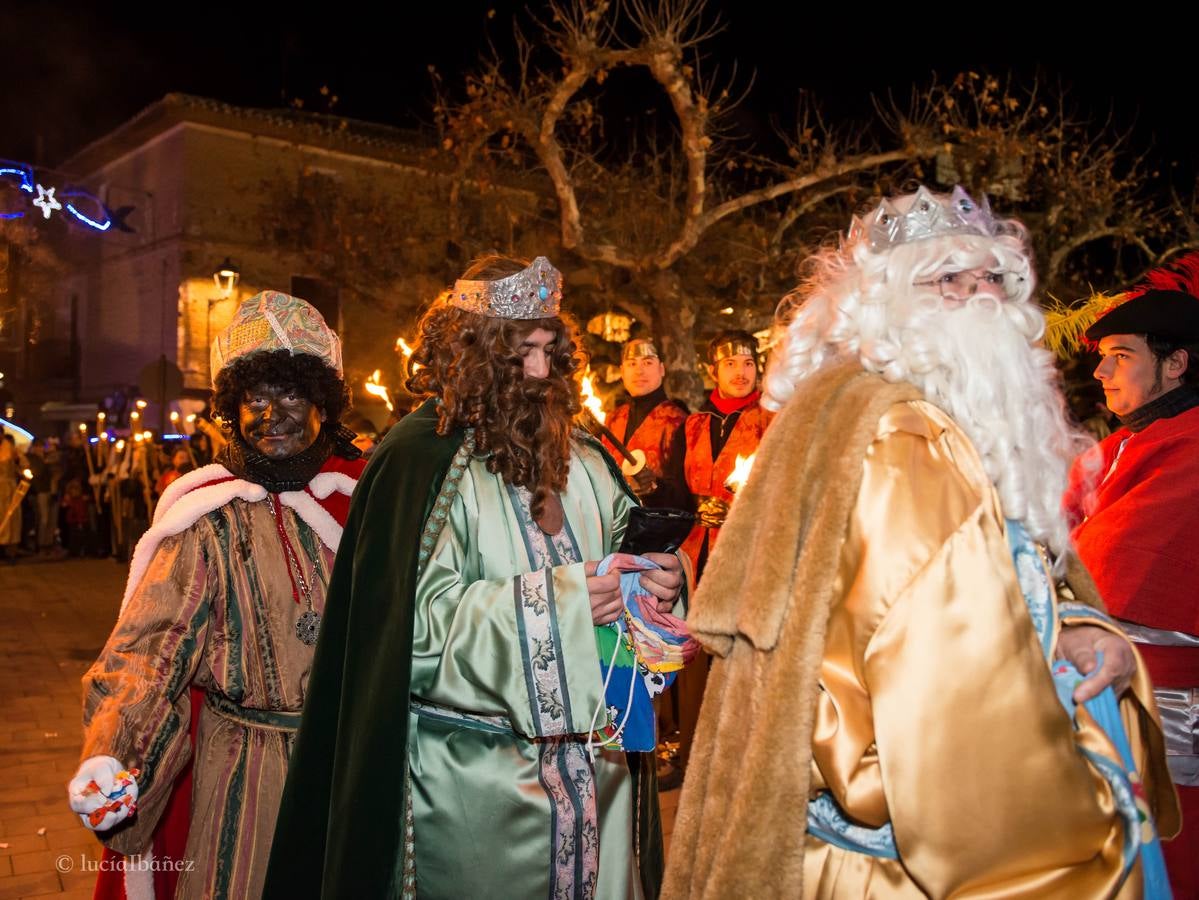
[0,559,124,900]
[0,557,684,899]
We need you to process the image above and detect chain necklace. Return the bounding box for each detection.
[265,494,325,646]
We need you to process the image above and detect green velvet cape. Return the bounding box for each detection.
[263,400,663,899]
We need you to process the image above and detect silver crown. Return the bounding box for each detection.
[847,186,998,251]
[450,256,563,319]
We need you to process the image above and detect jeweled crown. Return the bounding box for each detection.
[847,186,999,252]
[450,256,563,319]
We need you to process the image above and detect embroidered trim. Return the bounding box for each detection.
[514,569,568,735]
[539,738,599,900]
[416,431,476,578]
[806,793,898,860]
[1005,519,1056,659]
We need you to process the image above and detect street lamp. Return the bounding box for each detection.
[213,258,240,299]
[207,259,242,383]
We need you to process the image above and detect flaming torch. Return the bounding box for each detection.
[364,369,394,413]
[579,370,607,425]
[577,370,645,476]
[723,453,756,495]
[395,336,422,374]
[0,468,33,535]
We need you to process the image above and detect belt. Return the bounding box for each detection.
[410,698,514,736]
[205,693,303,732]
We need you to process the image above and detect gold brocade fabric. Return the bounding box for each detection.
[695,496,729,529]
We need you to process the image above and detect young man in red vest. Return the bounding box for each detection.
[601,338,690,510]
[671,330,771,778]
[680,330,771,577]
[1065,258,1199,897]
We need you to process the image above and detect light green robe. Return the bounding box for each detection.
[409,438,641,900]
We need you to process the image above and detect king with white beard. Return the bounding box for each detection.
[663,187,1181,899]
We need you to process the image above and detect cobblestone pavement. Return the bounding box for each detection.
[0,556,684,899]
[0,558,124,899]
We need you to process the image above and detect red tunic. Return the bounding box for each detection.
[1066,401,1199,900]
[679,400,771,573]
[1067,404,1199,638]
[601,397,689,509]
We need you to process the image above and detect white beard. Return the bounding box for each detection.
[905,295,1090,558]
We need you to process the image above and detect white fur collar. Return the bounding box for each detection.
[119,464,357,614]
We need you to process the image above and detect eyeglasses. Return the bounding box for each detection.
[914,270,1024,301]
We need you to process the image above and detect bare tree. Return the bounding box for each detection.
[434,0,938,399]
[426,4,1195,400]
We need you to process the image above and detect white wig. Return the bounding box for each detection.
[764,192,1092,560]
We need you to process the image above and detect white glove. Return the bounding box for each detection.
[67,755,139,831]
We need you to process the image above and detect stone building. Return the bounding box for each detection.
[2,93,544,434]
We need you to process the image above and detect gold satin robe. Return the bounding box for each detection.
[802,400,1177,898]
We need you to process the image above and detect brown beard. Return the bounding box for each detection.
[407,306,584,524]
[475,371,577,529]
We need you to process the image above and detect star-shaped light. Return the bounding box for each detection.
[32,184,62,220]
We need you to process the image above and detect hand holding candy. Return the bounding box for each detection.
[67,756,140,832]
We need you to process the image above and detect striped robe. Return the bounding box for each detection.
[81,479,348,899]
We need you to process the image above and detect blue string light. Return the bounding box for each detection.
[0,165,34,192]
[0,416,35,442]
[64,203,112,231]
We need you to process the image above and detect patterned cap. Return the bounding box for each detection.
[210,291,342,385]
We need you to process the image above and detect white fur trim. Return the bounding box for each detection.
[124,850,155,900]
[117,467,358,615]
[119,478,266,614]
[278,489,343,553]
[306,470,357,501]
[153,464,232,524]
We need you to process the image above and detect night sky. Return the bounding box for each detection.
[2,2,1194,186]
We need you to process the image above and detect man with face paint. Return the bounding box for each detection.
[67,292,365,900]
[601,338,691,510]
[1063,254,1199,897]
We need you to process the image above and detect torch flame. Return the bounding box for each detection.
[724,453,756,493]
[395,337,423,371]
[186,414,196,423]
[364,369,395,412]
[579,371,606,424]
[22,468,33,480]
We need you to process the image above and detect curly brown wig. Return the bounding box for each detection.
[407,256,586,522]
[212,350,351,425]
